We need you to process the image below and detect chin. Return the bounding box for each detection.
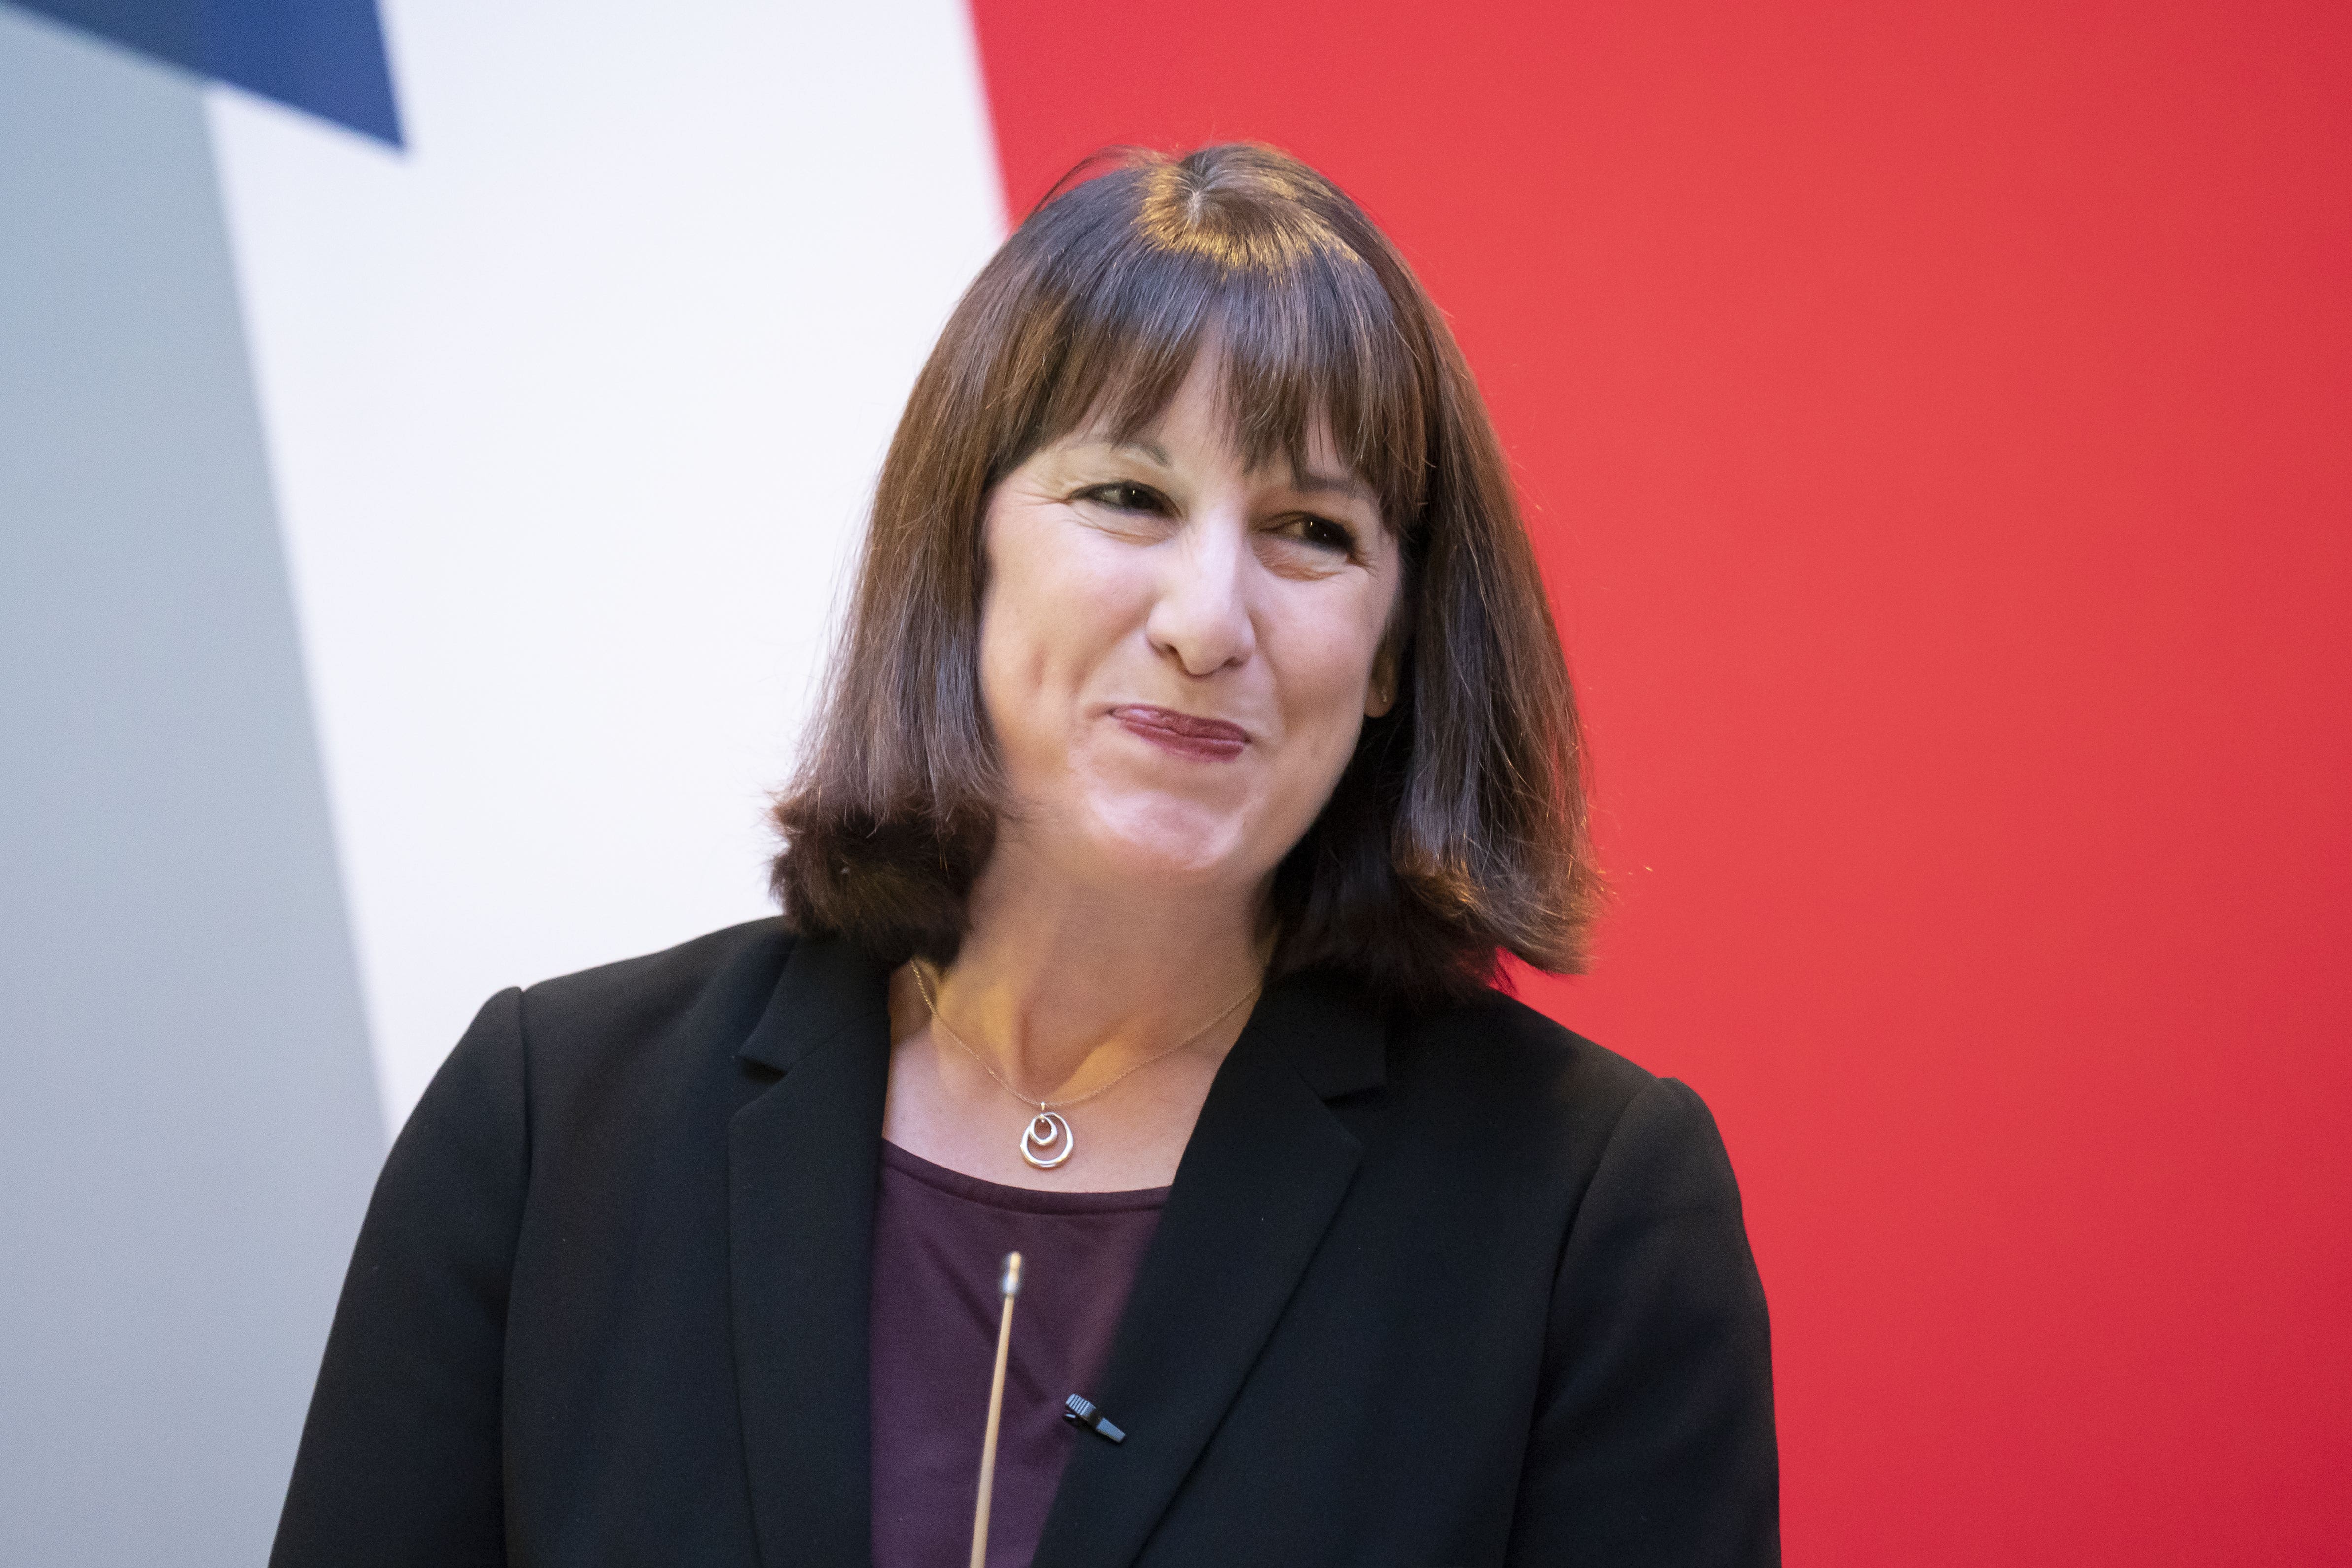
[1075,790,1265,890]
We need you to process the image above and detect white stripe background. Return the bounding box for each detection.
[207,0,1007,1130]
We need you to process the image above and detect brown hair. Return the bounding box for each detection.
[770,143,1602,1006]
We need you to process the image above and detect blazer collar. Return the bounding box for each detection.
[736,931,886,1075]
[724,940,1388,1568]
[1033,967,1388,1568]
[731,934,1387,1095]
[728,935,895,1568]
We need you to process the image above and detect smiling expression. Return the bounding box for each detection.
[976,348,1405,897]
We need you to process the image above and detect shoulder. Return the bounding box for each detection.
[1389,986,1669,1136]
[1373,986,1735,1206]
[515,916,795,1041]
[363,921,802,1288]
[488,917,799,1110]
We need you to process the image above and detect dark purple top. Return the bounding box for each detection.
[868,1141,1168,1568]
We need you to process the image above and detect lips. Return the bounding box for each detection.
[1110,704,1249,761]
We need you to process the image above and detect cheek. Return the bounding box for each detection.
[1271,596,1390,774]
[976,520,1141,750]
[976,580,1059,761]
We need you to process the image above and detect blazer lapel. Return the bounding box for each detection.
[728,936,894,1568]
[1032,971,1388,1568]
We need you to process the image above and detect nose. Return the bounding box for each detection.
[1144,506,1256,677]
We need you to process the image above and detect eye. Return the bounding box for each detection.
[1075,481,1170,515]
[1277,513,1360,555]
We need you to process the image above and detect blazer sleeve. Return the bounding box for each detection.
[1507,1076,1780,1567]
[269,988,530,1568]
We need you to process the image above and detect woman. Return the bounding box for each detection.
[272,144,1777,1567]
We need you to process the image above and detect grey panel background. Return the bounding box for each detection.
[0,9,384,1564]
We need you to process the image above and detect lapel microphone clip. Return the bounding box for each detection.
[1062,1393,1126,1444]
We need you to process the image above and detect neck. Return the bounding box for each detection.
[917,838,1270,1101]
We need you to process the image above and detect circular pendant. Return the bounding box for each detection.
[1020,1109,1074,1169]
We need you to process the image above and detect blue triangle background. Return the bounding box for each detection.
[8,0,402,145]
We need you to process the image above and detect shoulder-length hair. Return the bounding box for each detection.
[771,142,1603,1007]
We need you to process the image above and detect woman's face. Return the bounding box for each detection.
[977,350,1403,900]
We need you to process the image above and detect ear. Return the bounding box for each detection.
[1365,641,1400,719]
[1366,555,1412,719]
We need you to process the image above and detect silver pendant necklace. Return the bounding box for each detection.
[910,960,1262,1170]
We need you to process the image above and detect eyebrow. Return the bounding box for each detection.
[1289,468,1377,504]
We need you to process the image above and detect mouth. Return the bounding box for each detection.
[1109,704,1250,762]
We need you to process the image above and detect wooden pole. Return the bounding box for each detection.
[969,1251,1022,1568]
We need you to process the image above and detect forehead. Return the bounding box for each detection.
[997,232,1431,534]
[1056,342,1364,488]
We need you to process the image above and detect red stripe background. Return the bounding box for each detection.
[966,2,2352,1561]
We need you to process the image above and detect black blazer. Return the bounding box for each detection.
[271,920,1777,1567]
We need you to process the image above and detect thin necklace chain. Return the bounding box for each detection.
[910,959,1262,1113]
